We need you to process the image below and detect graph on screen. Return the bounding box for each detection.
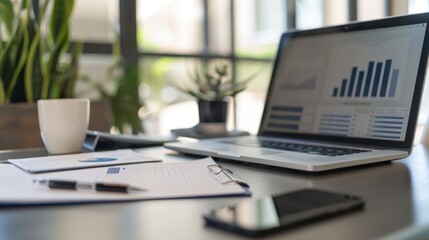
[323,38,410,100]
[331,59,400,98]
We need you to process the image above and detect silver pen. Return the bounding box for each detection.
[33,179,146,193]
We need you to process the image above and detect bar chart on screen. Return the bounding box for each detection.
[331,59,401,99]
[323,38,410,100]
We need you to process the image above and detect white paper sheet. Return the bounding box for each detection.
[0,157,250,205]
[8,149,160,173]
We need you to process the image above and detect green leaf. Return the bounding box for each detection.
[0,0,14,37]
[7,9,30,99]
[41,0,74,98]
[215,63,227,76]
[0,0,82,104]
[43,0,75,99]
[63,42,83,98]
[38,0,51,23]
[24,27,41,102]
[106,62,144,133]
[50,0,74,47]
[187,60,202,86]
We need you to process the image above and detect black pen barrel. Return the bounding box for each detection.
[95,183,128,193]
[48,180,77,190]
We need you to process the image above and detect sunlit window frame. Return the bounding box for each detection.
[76,0,408,128]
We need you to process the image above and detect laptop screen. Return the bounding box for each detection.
[260,14,429,147]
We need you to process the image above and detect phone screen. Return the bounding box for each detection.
[204,189,364,236]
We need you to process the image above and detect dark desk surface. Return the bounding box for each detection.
[1,145,429,240]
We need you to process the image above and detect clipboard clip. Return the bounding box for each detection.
[207,164,249,188]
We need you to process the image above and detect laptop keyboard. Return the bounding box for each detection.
[223,140,370,157]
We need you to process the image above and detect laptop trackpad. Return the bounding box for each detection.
[214,146,281,157]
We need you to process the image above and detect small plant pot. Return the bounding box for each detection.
[196,100,228,136]
[197,100,228,123]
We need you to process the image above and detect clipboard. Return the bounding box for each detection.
[0,157,251,206]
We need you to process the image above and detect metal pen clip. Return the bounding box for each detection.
[207,164,249,188]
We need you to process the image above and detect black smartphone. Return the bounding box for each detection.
[203,189,364,236]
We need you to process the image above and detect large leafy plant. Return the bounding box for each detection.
[85,35,144,134]
[0,0,82,105]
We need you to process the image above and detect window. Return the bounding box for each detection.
[71,0,119,100]
[296,0,323,29]
[136,0,204,53]
[77,0,429,141]
[71,0,119,43]
[323,0,348,26]
[357,0,385,21]
[132,0,282,134]
[409,0,429,13]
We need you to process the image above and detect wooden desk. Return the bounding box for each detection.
[1,145,429,240]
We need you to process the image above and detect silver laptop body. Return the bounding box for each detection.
[165,13,429,172]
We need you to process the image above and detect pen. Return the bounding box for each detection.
[32,179,146,193]
[222,169,250,188]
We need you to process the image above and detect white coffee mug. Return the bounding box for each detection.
[37,98,90,154]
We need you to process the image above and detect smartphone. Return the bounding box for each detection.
[203,189,364,236]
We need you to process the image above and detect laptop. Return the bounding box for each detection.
[165,13,429,172]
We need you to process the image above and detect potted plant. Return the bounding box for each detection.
[0,0,144,149]
[83,32,144,134]
[171,60,255,135]
[0,0,81,104]
[0,0,86,149]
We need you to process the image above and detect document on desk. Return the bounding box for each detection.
[8,149,160,173]
[0,157,250,205]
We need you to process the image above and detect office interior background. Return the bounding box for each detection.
[72,0,429,140]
